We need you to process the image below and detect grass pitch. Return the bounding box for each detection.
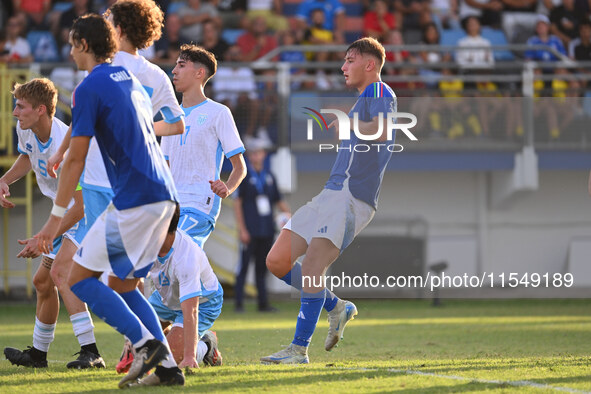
[1,299,590,393]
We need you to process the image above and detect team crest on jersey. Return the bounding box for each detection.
[197,114,207,125]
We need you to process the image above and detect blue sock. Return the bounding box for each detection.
[280,262,340,312]
[292,289,326,347]
[71,277,150,345]
[120,288,164,342]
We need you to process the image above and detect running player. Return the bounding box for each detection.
[1,78,104,369]
[34,15,182,387]
[163,44,246,247]
[261,37,396,364]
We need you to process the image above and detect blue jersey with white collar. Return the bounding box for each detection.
[325,81,396,210]
[71,63,177,210]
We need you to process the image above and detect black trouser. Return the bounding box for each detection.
[235,236,274,309]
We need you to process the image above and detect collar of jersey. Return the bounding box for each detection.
[157,247,174,264]
[182,99,209,116]
[34,134,52,153]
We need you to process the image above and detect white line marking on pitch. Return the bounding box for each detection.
[339,367,590,393]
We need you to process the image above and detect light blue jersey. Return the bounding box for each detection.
[325,81,396,210]
[71,63,177,210]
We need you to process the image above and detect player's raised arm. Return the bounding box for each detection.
[0,154,32,208]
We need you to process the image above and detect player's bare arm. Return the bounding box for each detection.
[178,297,199,369]
[47,125,71,178]
[0,154,32,208]
[154,118,185,136]
[35,136,90,254]
[209,153,246,199]
[233,197,250,244]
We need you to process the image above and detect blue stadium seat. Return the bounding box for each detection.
[481,27,515,61]
[440,28,466,47]
[52,2,72,12]
[343,3,363,16]
[345,31,362,43]
[27,31,60,62]
[222,29,245,45]
[167,2,184,14]
[283,4,299,16]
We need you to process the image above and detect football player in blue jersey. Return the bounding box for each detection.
[261,37,397,364]
[34,14,183,388]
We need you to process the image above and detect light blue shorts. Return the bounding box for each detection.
[44,217,86,259]
[148,290,224,337]
[178,208,215,247]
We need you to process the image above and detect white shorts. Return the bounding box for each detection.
[284,188,375,252]
[73,200,176,280]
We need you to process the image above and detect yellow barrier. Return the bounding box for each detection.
[0,65,34,297]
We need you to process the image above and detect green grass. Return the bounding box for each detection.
[1,299,591,392]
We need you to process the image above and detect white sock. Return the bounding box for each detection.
[160,337,178,368]
[196,340,208,363]
[33,317,56,352]
[132,326,154,348]
[70,311,96,347]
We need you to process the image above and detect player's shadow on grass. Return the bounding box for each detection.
[413,357,591,374]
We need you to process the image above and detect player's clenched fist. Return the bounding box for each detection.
[209,180,230,199]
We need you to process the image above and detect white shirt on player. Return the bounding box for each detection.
[161,99,244,222]
[17,116,73,207]
[80,51,184,191]
[150,229,221,311]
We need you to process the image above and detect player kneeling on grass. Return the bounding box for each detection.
[117,206,223,377]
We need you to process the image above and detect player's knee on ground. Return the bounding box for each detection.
[166,326,184,364]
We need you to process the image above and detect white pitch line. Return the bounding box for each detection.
[338,367,590,393]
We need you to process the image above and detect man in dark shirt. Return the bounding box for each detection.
[574,19,591,61]
[550,0,578,47]
[233,138,290,313]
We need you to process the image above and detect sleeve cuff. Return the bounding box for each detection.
[225,146,245,159]
[180,291,202,303]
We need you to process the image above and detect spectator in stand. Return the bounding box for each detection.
[549,0,578,48]
[394,0,431,43]
[525,14,566,62]
[459,0,503,29]
[13,0,51,30]
[213,45,259,140]
[303,8,334,61]
[385,29,411,63]
[236,15,277,61]
[455,16,494,69]
[214,0,246,29]
[500,0,538,43]
[296,0,345,43]
[431,0,460,30]
[364,0,397,42]
[278,31,306,89]
[246,0,288,32]
[58,0,91,59]
[574,19,591,62]
[419,21,450,65]
[0,15,32,64]
[178,0,220,44]
[199,19,229,61]
[154,12,183,65]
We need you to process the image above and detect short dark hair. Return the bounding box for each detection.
[167,203,180,234]
[71,14,117,63]
[580,18,591,29]
[106,0,164,50]
[179,44,217,84]
[346,37,385,69]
